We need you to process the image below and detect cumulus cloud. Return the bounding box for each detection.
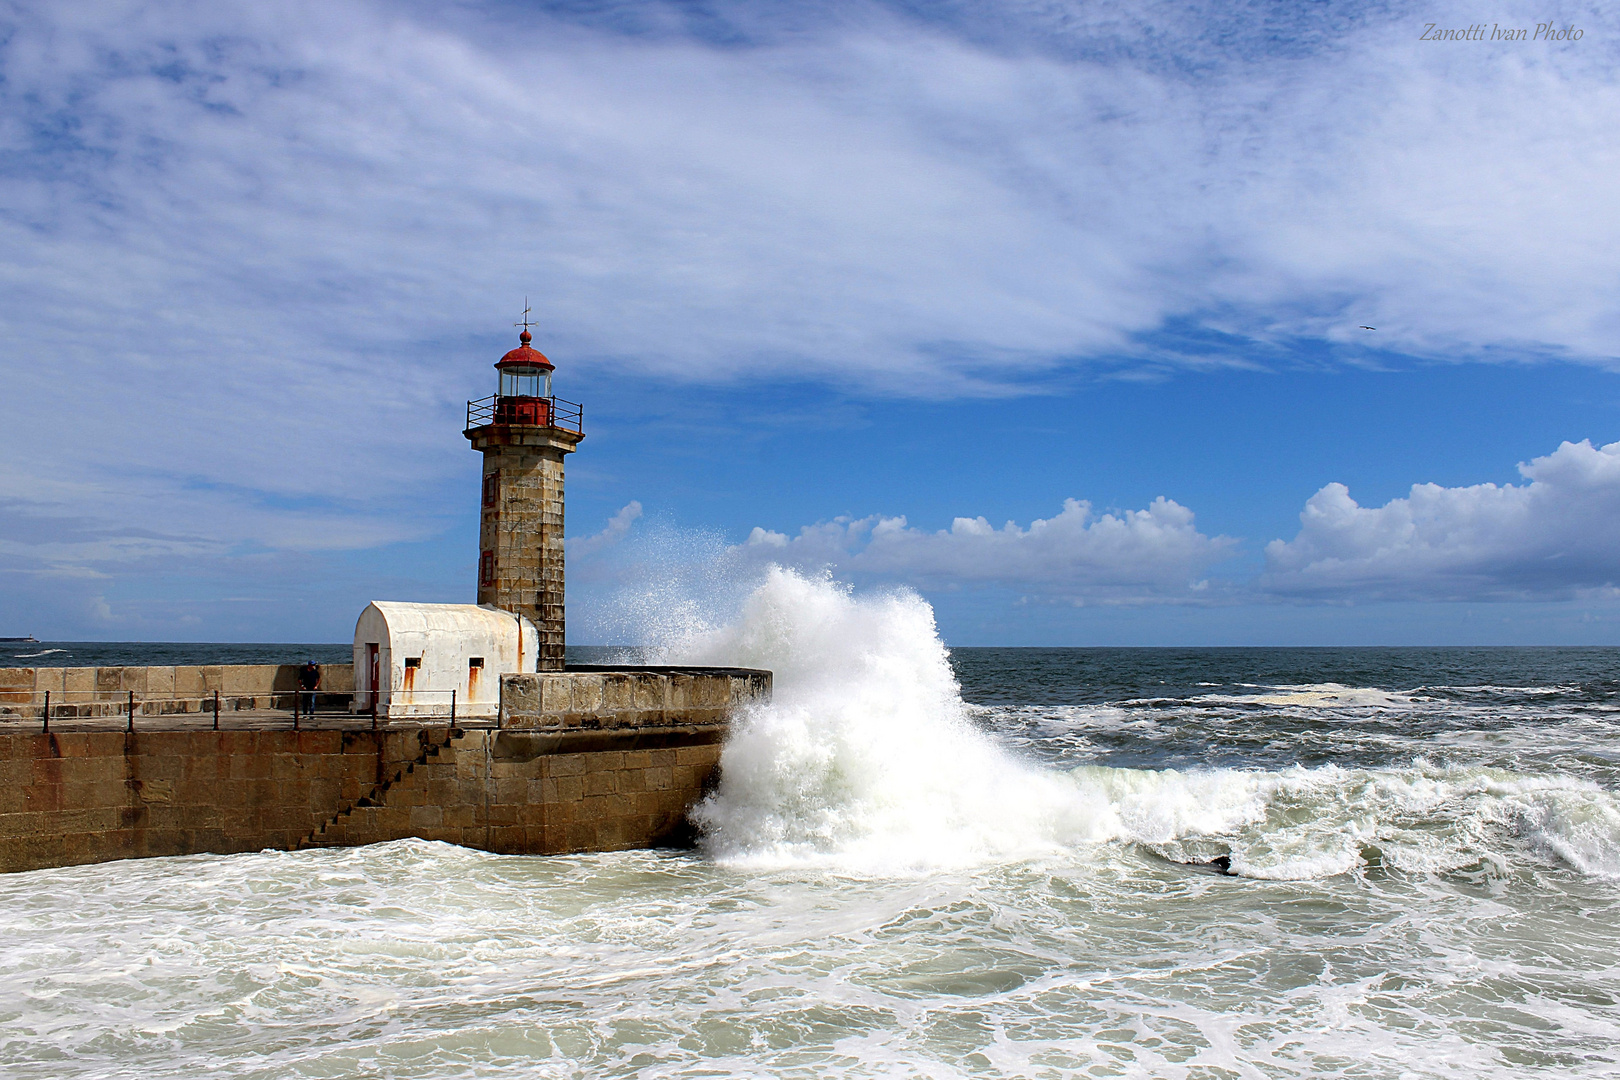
[734,437,1620,607]
[1264,439,1620,600]
[737,497,1234,602]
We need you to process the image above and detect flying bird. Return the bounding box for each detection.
[1360,326,1376,330]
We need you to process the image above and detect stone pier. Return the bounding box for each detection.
[0,665,769,874]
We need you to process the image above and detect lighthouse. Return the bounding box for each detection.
[464,322,584,671]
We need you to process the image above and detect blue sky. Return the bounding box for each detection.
[1,0,1618,645]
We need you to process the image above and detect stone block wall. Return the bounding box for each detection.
[470,425,583,671]
[500,666,773,729]
[308,728,725,855]
[0,667,771,874]
[0,728,427,872]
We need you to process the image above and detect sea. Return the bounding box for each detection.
[2,569,1617,1078]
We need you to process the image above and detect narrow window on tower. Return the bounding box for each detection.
[482,471,500,508]
[479,550,495,586]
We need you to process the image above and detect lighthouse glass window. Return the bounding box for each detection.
[500,370,550,398]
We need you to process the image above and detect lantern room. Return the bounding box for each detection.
[494,329,554,426]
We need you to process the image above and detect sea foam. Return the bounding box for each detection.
[662,567,1620,879]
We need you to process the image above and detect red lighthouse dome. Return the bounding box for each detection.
[496,330,554,373]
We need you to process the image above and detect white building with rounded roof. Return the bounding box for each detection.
[353,602,538,719]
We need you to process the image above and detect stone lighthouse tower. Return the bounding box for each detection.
[464,322,584,671]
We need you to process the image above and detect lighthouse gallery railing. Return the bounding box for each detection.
[465,395,583,434]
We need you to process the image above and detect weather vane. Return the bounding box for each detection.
[515,297,534,335]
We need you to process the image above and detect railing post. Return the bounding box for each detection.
[42,690,49,734]
[127,690,135,733]
[213,689,220,731]
[497,676,504,731]
[293,690,300,731]
[371,692,378,731]
[450,688,456,727]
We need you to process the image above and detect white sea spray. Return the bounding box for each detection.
[660,567,1620,883]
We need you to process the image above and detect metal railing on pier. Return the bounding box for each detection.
[0,688,501,733]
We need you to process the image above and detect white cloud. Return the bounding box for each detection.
[1263,439,1620,600]
[734,438,1620,607]
[736,497,1233,602]
[2,1,1616,418]
[568,501,643,557]
[3,0,1618,628]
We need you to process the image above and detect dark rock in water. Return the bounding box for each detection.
[1172,853,1237,876]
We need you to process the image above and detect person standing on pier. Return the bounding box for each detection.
[297,661,320,713]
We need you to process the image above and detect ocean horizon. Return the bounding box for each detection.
[9,640,1620,670]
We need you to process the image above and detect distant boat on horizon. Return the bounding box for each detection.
[0,636,38,643]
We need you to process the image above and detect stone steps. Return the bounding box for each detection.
[300,728,466,848]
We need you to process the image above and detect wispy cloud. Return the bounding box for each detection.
[3,0,1616,632]
[5,1,1617,407]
